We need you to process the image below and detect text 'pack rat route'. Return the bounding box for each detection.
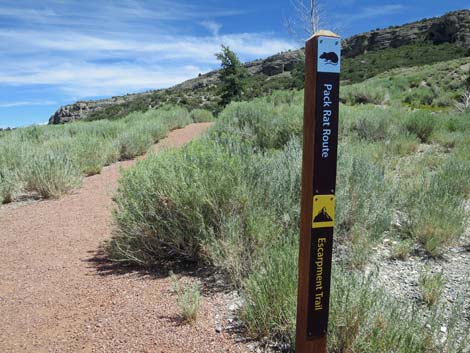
[305,34,341,339]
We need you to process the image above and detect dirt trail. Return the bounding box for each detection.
[0,123,250,353]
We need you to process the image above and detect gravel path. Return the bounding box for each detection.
[0,123,252,353]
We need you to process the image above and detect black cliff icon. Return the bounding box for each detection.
[314,207,333,223]
[320,52,339,65]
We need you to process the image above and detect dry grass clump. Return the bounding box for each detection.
[170,273,202,324]
[418,267,445,306]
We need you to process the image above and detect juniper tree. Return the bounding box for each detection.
[215,45,248,107]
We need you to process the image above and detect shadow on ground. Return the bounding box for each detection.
[84,246,266,349]
[84,247,234,296]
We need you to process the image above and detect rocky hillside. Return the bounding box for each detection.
[342,9,470,57]
[49,9,470,124]
[48,50,304,124]
[49,92,154,124]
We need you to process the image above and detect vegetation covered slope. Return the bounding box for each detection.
[108,86,469,351]
[342,42,470,84]
[342,57,470,108]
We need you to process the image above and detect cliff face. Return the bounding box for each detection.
[48,93,154,124]
[49,9,470,124]
[174,50,303,91]
[342,10,470,57]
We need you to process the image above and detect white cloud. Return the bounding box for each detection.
[0,100,57,108]
[351,4,405,20]
[0,62,205,97]
[0,29,295,97]
[0,1,247,27]
[0,30,294,60]
[200,20,222,37]
[0,7,57,19]
[0,0,296,100]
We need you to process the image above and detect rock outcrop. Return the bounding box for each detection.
[49,9,470,124]
[342,10,470,57]
[48,92,154,124]
[174,50,304,91]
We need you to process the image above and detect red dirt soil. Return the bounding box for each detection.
[0,123,252,353]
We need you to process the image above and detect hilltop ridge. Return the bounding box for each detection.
[342,9,470,57]
[49,9,470,124]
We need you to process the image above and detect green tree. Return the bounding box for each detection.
[215,45,248,107]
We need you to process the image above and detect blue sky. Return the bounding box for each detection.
[0,0,468,127]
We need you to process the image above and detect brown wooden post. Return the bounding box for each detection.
[295,30,341,353]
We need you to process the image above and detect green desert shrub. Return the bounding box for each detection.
[347,111,403,142]
[23,147,82,198]
[388,133,420,156]
[343,57,469,109]
[241,240,297,342]
[109,140,242,264]
[405,111,437,142]
[341,42,470,84]
[336,149,393,240]
[101,139,122,166]
[328,270,468,353]
[350,115,390,141]
[213,100,302,150]
[65,119,121,140]
[140,120,167,142]
[243,260,470,352]
[0,137,28,203]
[122,107,192,144]
[403,86,436,106]
[432,94,454,107]
[0,136,28,170]
[156,105,192,129]
[333,147,395,268]
[70,135,106,176]
[340,105,408,144]
[170,272,203,324]
[340,85,388,105]
[109,133,302,275]
[399,161,468,256]
[432,159,470,198]
[17,125,46,143]
[267,89,300,106]
[190,109,214,122]
[442,114,470,133]
[0,166,20,204]
[117,128,153,160]
[205,139,302,284]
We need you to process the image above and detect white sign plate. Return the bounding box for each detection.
[317,36,341,74]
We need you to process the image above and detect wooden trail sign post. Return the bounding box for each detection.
[295,31,341,353]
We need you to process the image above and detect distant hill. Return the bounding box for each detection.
[342,42,469,84]
[49,9,470,124]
